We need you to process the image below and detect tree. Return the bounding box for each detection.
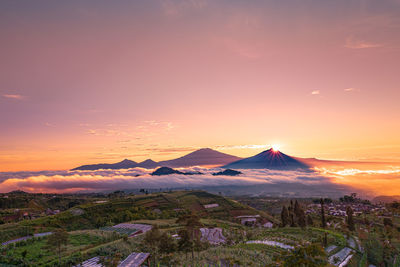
[383,217,393,228]
[294,200,301,217]
[177,213,203,260]
[46,229,69,264]
[178,229,192,260]
[159,232,176,254]
[307,215,314,226]
[143,225,162,265]
[294,201,306,228]
[281,206,289,227]
[346,206,355,231]
[320,198,326,228]
[288,200,296,227]
[21,249,27,259]
[142,225,177,265]
[281,243,328,267]
[193,235,208,258]
[98,253,122,267]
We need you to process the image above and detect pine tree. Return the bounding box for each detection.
[307,214,314,226]
[288,200,296,227]
[298,209,306,228]
[290,212,296,227]
[294,200,301,217]
[346,206,355,231]
[281,206,289,227]
[323,232,328,247]
[293,200,306,228]
[320,198,326,228]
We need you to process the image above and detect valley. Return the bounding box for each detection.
[1,190,399,266]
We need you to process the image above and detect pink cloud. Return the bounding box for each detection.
[345,37,383,49]
[311,90,320,95]
[2,94,25,100]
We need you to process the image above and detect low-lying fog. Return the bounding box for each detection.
[1,164,400,198]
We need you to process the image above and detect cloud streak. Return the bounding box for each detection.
[2,94,25,100]
[311,90,320,95]
[215,144,269,150]
[161,0,207,16]
[345,37,383,49]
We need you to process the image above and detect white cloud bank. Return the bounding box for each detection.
[0,167,334,193]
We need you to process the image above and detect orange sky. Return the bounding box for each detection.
[1,0,400,171]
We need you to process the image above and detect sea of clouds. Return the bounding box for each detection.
[0,167,337,194]
[2,165,399,197]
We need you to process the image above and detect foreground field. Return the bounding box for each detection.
[1,191,399,266]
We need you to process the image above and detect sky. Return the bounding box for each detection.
[1,0,400,172]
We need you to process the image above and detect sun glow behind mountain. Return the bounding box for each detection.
[271,144,281,152]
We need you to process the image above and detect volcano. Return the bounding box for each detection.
[222,148,310,170]
[158,148,241,168]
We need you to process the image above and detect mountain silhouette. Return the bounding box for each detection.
[212,169,242,176]
[158,148,241,168]
[138,159,158,169]
[72,159,139,170]
[151,167,203,176]
[223,148,310,170]
[72,148,241,170]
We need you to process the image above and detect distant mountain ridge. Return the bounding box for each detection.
[72,148,241,171]
[158,148,241,168]
[71,147,390,171]
[223,149,310,170]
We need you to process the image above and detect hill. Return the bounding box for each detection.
[223,149,310,170]
[212,169,242,176]
[151,167,203,176]
[0,191,275,242]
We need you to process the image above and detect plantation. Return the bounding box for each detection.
[1,191,400,266]
[0,231,118,266]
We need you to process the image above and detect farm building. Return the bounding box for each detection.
[73,256,102,267]
[74,253,150,267]
[100,223,152,237]
[203,203,219,209]
[200,227,226,245]
[118,252,150,267]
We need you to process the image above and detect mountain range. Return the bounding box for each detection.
[72,148,241,170]
[72,147,389,171]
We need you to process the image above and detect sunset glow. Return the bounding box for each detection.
[271,145,281,152]
[0,0,399,197]
[2,3,400,265]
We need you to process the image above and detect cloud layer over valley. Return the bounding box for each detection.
[1,164,400,197]
[0,166,368,197]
